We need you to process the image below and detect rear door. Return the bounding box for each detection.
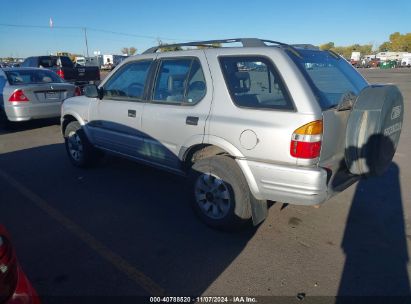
[87,58,153,158]
[141,52,211,170]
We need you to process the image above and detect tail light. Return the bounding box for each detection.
[56,69,65,79]
[0,236,18,303]
[74,86,82,96]
[290,120,323,159]
[9,90,29,102]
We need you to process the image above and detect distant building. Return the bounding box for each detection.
[376,52,408,61]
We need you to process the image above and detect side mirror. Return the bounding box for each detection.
[84,84,103,99]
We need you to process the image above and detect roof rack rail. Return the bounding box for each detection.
[143,38,293,54]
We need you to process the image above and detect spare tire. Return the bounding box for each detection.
[345,85,403,176]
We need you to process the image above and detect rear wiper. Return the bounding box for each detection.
[336,91,357,111]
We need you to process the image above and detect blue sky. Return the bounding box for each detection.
[0,0,410,58]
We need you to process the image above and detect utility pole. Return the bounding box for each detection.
[83,27,90,58]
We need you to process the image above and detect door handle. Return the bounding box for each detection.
[186,116,199,126]
[128,109,136,118]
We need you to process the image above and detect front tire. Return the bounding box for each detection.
[189,156,254,230]
[64,121,101,167]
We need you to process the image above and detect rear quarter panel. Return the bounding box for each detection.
[204,48,322,165]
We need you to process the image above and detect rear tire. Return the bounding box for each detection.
[189,156,254,230]
[64,121,101,168]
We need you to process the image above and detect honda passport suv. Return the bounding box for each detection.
[61,38,404,229]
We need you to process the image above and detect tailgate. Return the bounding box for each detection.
[319,109,357,192]
[75,67,100,82]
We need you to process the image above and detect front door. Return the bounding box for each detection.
[87,59,153,158]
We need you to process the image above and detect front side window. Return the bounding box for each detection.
[219,56,293,110]
[152,58,206,104]
[103,60,151,100]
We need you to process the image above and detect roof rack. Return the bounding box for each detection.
[142,38,294,54]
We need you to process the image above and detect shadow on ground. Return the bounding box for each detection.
[337,162,410,300]
[0,118,60,135]
[0,143,257,302]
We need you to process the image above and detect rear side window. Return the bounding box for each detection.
[103,60,151,100]
[152,58,206,105]
[5,69,63,84]
[219,56,293,110]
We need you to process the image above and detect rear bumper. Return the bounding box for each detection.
[5,103,61,121]
[244,160,329,205]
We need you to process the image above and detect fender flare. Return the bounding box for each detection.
[204,135,263,201]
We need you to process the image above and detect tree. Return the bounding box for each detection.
[129,47,137,55]
[379,42,391,52]
[319,42,335,50]
[121,47,129,55]
[377,32,411,52]
[196,43,222,49]
[121,47,137,55]
[156,39,182,52]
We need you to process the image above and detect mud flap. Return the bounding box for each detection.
[251,199,268,226]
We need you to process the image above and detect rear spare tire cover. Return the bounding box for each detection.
[345,85,403,176]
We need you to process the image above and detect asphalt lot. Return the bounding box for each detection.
[1,68,411,303]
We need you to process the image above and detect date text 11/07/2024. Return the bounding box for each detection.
[149,296,258,303]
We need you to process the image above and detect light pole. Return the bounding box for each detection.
[83,27,90,58]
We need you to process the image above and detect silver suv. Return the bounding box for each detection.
[61,38,404,229]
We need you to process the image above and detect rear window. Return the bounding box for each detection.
[5,69,63,85]
[38,56,73,68]
[287,49,368,109]
[219,56,294,110]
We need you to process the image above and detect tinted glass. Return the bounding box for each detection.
[103,60,151,100]
[5,69,63,84]
[39,57,58,67]
[60,57,74,67]
[186,60,206,104]
[153,59,192,103]
[219,56,293,110]
[287,49,368,109]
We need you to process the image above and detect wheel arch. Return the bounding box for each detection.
[182,136,263,201]
[61,112,86,135]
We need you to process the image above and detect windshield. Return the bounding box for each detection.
[287,49,368,109]
[5,69,64,85]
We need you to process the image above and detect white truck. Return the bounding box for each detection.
[350,51,361,67]
[74,56,86,66]
[401,53,411,67]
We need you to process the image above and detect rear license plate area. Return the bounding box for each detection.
[45,91,61,100]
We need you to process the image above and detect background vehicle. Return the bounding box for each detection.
[20,56,100,86]
[0,224,40,304]
[380,60,397,69]
[401,56,411,67]
[74,56,86,66]
[366,58,380,68]
[350,51,361,67]
[61,38,403,230]
[0,68,80,125]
